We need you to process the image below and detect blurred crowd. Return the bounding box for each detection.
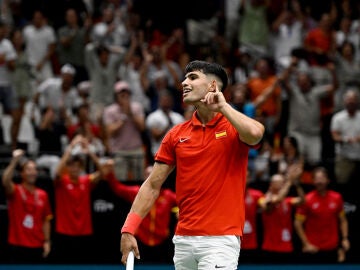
[0,0,360,265]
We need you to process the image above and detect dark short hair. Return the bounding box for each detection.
[184,60,229,91]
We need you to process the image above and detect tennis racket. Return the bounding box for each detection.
[126,250,135,270]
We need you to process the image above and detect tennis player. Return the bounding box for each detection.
[120,60,265,269]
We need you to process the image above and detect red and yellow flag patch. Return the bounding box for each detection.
[215,130,227,139]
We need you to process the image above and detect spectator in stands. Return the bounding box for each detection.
[33,106,67,179]
[146,90,185,157]
[67,102,102,142]
[10,28,31,126]
[90,4,129,53]
[294,167,350,263]
[33,63,79,125]
[303,12,337,66]
[103,80,146,181]
[76,80,91,106]
[84,43,123,120]
[2,149,52,263]
[259,164,305,263]
[279,57,336,166]
[238,0,270,55]
[270,1,305,69]
[57,8,91,84]
[0,20,21,149]
[140,43,183,92]
[247,57,281,139]
[23,10,56,87]
[271,135,304,176]
[330,89,360,193]
[53,134,104,263]
[104,160,177,263]
[118,31,151,114]
[334,41,360,111]
[335,16,360,51]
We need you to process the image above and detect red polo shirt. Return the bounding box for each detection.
[55,174,94,235]
[155,112,254,236]
[295,190,344,250]
[7,184,52,248]
[261,197,295,252]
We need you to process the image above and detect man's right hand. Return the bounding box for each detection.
[120,233,140,265]
[303,242,319,253]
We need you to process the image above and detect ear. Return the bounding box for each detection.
[208,80,217,92]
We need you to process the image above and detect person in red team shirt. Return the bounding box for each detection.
[294,166,350,263]
[53,134,104,263]
[120,60,265,269]
[259,164,305,263]
[240,170,264,263]
[2,149,52,263]
[103,160,178,263]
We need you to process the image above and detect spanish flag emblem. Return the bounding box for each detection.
[215,130,227,139]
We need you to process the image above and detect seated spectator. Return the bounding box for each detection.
[2,149,52,263]
[294,167,350,263]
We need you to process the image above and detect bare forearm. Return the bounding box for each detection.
[340,216,349,240]
[294,219,309,245]
[43,219,51,242]
[130,180,160,218]
[220,103,264,145]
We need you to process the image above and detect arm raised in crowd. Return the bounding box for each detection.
[2,149,24,195]
[54,135,83,181]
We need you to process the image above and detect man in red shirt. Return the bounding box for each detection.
[240,170,263,263]
[294,167,350,263]
[53,134,104,263]
[2,149,52,263]
[120,60,265,269]
[258,164,305,263]
[103,161,177,263]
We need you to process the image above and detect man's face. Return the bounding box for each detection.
[313,171,329,191]
[181,71,212,105]
[21,161,38,185]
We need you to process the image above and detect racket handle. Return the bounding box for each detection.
[126,251,135,270]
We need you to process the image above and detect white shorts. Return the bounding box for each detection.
[172,235,241,270]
